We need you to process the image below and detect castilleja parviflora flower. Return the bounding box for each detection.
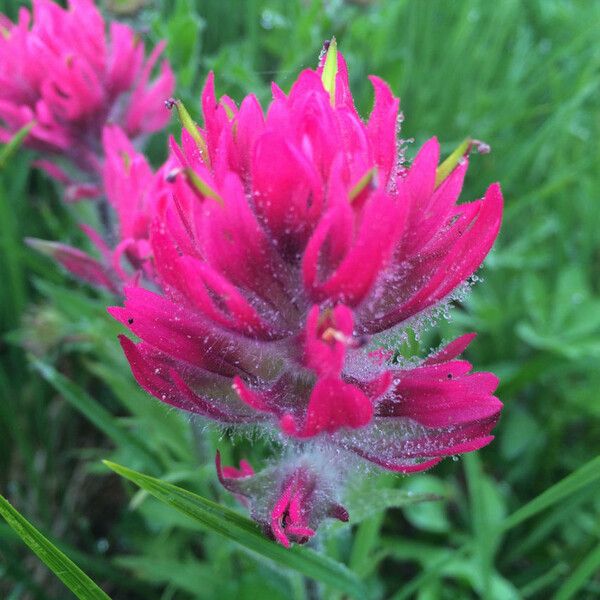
[0,0,174,178]
[111,40,503,547]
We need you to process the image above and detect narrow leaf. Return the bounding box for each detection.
[0,121,35,169]
[349,514,384,575]
[0,495,111,600]
[390,543,471,600]
[31,359,158,467]
[104,460,367,598]
[502,454,600,530]
[344,487,441,525]
[554,544,600,600]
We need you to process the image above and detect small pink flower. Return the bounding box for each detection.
[113,42,504,544]
[28,125,172,293]
[0,0,174,174]
[216,452,348,547]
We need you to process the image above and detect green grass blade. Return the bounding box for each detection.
[504,482,598,564]
[554,543,600,600]
[464,453,505,598]
[0,121,35,169]
[390,543,471,600]
[31,359,158,467]
[0,495,111,600]
[103,460,368,599]
[349,513,384,576]
[502,455,600,530]
[520,563,569,598]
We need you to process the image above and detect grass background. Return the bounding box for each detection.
[1,0,599,598]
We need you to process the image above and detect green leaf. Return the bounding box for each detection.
[402,476,449,534]
[502,454,600,530]
[504,482,597,565]
[349,514,384,576]
[0,121,35,169]
[554,543,600,600]
[0,495,111,600]
[347,486,441,525]
[114,555,215,598]
[390,543,472,600]
[464,453,506,597]
[103,460,367,599]
[31,358,157,467]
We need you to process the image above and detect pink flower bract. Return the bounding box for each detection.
[27,125,173,293]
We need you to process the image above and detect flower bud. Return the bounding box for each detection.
[217,451,349,547]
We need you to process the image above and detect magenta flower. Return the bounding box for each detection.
[112,42,503,544]
[27,125,172,292]
[0,0,174,175]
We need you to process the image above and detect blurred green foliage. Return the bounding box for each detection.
[1,0,599,598]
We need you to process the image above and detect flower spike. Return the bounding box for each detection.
[113,42,504,546]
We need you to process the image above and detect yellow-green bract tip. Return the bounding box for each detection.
[183,168,223,205]
[435,137,472,188]
[321,37,338,107]
[168,98,210,166]
[349,167,377,202]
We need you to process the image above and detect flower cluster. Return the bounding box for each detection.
[111,41,504,546]
[2,0,503,549]
[0,0,174,176]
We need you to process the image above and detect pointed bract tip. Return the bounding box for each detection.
[182,168,223,205]
[435,137,471,188]
[435,136,492,188]
[169,97,210,161]
[349,166,378,202]
[321,37,338,107]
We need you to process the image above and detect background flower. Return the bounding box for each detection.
[0,0,174,176]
